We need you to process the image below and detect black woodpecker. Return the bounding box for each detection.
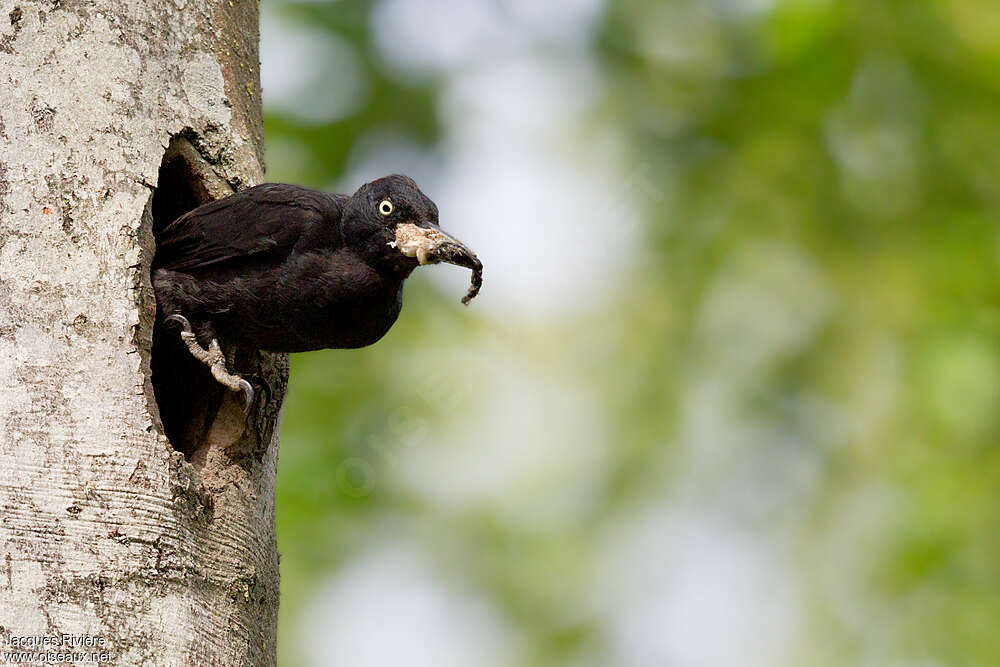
[152,174,482,410]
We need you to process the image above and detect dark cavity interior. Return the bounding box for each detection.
[150,137,228,459]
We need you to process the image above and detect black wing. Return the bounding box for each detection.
[153,183,346,272]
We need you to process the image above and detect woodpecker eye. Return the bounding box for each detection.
[378,199,394,216]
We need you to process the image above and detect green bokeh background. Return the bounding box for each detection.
[263,1,1000,665]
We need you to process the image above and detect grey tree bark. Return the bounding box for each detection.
[0,0,285,664]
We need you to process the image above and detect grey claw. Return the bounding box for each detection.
[237,378,254,415]
[165,314,193,333]
[167,313,254,414]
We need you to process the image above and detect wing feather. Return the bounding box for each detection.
[154,183,345,273]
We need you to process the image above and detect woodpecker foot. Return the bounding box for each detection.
[165,314,254,414]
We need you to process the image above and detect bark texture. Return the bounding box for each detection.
[0,0,285,664]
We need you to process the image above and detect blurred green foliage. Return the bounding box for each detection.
[266,0,1000,665]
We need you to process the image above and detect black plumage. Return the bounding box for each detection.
[152,174,482,407]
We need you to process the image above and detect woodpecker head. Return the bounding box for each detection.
[343,174,482,304]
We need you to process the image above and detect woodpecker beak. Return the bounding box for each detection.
[393,222,483,305]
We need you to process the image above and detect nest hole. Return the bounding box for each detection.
[150,137,228,459]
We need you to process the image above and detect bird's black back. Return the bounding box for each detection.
[153,183,346,274]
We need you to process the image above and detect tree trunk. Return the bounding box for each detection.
[0,0,285,664]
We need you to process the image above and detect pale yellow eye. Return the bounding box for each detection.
[378,199,394,216]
